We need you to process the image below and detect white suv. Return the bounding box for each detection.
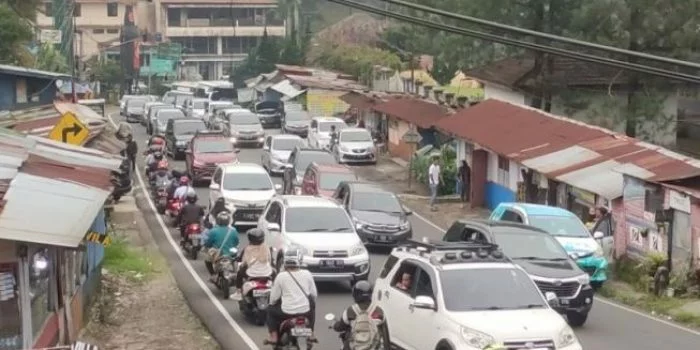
[374,241,582,350]
[308,116,346,150]
[257,195,370,284]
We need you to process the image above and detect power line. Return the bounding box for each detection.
[377,0,700,71]
[327,0,700,84]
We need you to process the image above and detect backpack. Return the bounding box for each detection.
[348,304,380,350]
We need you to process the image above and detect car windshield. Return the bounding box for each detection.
[285,207,353,232]
[211,103,233,112]
[156,110,185,122]
[440,268,546,311]
[194,139,234,153]
[286,112,309,121]
[320,172,357,191]
[319,121,345,132]
[230,113,259,125]
[273,138,303,151]
[222,173,272,191]
[341,131,372,142]
[175,94,191,105]
[296,152,336,171]
[528,215,591,238]
[193,100,207,109]
[149,105,169,116]
[129,99,146,108]
[174,121,206,135]
[494,232,569,260]
[351,192,402,212]
[163,96,175,104]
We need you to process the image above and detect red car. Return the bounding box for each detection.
[301,162,358,198]
[185,131,240,183]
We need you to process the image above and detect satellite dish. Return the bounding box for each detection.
[55,79,64,88]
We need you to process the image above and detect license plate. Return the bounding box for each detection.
[241,213,259,220]
[253,289,270,297]
[290,327,312,337]
[560,298,570,305]
[377,235,391,242]
[190,234,201,240]
[320,260,344,268]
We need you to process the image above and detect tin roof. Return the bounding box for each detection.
[285,74,366,91]
[0,64,71,80]
[372,97,450,129]
[270,80,306,99]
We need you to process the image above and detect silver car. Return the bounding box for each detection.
[186,98,209,120]
[261,135,305,175]
[153,108,186,135]
[333,128,377,164]
[124,98,148,123]
[222,110,265,147]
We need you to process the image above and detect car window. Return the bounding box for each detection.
[319,172,356,191]
[310,120,317,129]
[173,121,206,135]
[265,202,281,224]
[193,139,234,153]
[229,113,259,124]
[528,215,590,238]
[501,209,523,223]
[284,207,353,233]
[193,100,207,109]
[391,261,417,294]
[413,268,435,299]
[493,232,569,260]
[379,255,399,279]
[318,121,346,132]
[272,138,304,151]
[156,110,185,122]
[295,152,336,172]
[222,172,272,191]
[128,99,146,108]
[351,191,403,212]
[340,130,372,142]
[440,268,546,311]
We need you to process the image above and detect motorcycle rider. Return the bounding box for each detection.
[150,161,171,188]
[332,281,389,350]
[145,151,165,177]
[173,176,194,200]
[203,211,239,279]
[148,134,166,147]
[329,124,339,150]
[176,189,205,243]
[207,197,230,228]
[231,228,274,301]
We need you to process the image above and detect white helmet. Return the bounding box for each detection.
[283,248,303,268]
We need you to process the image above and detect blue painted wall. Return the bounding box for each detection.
[86,209,107,274]
[485,181,515,210]
[0,73,57,111]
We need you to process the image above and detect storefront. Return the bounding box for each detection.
[569,187,598,222]
[0,240,20,349]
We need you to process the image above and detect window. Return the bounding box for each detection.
[193,139,234,153]
[497,155,510,186]
[351,191,403,212]
[222,173,272,191]
[73,4,81,16]
[106,29,119,34]
[414,268,434,298]
[391,262,417,294]
[44,2,53,16]
[320,172,357,191]
[379,255,399,279]
[265,202,281,224]
[501,209,523,223]
[29,248,51,337]
[272,138,304,151]
[212,168,223,184]
[107,2,118,17]
[284,207,353,233]
[528,215,590,238]
[93,29,105,34]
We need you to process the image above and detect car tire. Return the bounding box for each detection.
[567,311,588,327]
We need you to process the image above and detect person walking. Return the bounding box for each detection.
[458,160,471,208]
[125,134,138,172]
[428,157,441,211]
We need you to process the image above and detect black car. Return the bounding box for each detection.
[165,118,207,160]
[283,147,336,195]
[254,101,283,128]
[442,219,594,327]
[333,182,412,246]
[282,110,311,137]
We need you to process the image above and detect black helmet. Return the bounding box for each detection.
[247,228,265,245]
[215,197,226,207]
[185,188,197,203]
[153,152,164,160]
[352,280,373,303]
[216,211,231,226]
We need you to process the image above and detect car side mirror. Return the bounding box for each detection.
[593,231,604,240]
[411,296,436,311]
[544,291,559,308]
[209,183,220,191]
[403,206,413,216]
[268,223,280,232]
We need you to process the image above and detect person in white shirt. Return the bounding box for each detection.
[232,228,274,301]
[428,157,441,211]
[265,248,318,345]
[173,176,194,200]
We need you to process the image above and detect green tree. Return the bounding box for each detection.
[35,43,69,73]
[89,58,123,95]
[279,35,305,65]
[0,3,34,66]
[277,0,301,44]
[312,44,402,85]
[256,29,282,72]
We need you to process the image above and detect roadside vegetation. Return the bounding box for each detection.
[103,234,158,282]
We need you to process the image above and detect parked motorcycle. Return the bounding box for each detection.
[110,158,132,202]
[265,316,315,350]
[211,247,239,299]
[181,223,203,260]
[239,277,272,325]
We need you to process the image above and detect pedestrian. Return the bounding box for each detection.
[428,156,441,211]
[125,134,138,172]
[458,159,471,208]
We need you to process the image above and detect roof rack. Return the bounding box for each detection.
[400,239,500,252]
[397,239,508,264]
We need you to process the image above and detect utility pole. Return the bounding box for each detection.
[70,6,77,103]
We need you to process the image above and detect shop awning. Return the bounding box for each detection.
[555,160,625,200]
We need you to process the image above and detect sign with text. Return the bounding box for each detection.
[48,112,89,145]
[39,29,61,44]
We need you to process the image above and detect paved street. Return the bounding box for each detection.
[111,113,700,350]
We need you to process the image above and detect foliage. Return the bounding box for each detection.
[279,33,305,65]
[409,144,457,195]
[104,237,155,281]
[312,43,402,85]
[88,58,123,95]
[0,3,34,66]
[231,31,283,86]
[35,43,69,73]
[0,0,39,19]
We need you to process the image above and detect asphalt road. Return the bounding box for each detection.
[110,112,700,350]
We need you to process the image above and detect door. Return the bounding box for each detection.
[382,261,418,349]
[262,136,272,168]
[406,267,438,350]
[209,167,223,208]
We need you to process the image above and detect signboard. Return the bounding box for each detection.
[668,189,691,213]
[401,130,422,144]
[48,112,89,145]
[39,29,62,44]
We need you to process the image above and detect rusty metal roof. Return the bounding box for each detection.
[285,74,367,91]
[372,96,450,129]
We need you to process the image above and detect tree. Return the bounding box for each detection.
[0,4,34,66]
[279,35,305,65]
[313,44,402,85]
[277,0,302,44]
[89,58,123,95]
[230,32,283,85]
[35,43,69,73]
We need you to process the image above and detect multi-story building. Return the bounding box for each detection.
[154,0,286,80]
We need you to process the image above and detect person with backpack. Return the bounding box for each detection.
[332,281,390,350]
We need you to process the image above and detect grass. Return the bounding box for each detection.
[103,237,157,282]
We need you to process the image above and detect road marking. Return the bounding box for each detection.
[108,114,261,350]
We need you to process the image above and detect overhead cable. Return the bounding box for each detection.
[327,0,700,84]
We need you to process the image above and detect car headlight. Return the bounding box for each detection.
[340,145,350,152]
[349,243,367,256]
[460,327,494,349]
[593,246,604,257]
[176,140,187,146]
[555,325,578,348]
[354,218,367,230]
[229,137,237,143]
[577,274,590,285]
[399,220,410,230]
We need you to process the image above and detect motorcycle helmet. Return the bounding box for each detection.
[185,188,198,203]
[282,248,303,268]
[152,137,165,146]
[149,144,161,153]
[214,197,226,209]
[352,280,373,304]
[247,228,265,245]
[157,160,168,170]
[179,176,190,186]
[153,151,164,161]
[215,211,231,226]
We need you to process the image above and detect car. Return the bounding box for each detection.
[151,108,186,136]
[220,110,265,148]
[174,92,194,109]
[185,130,241,183]
[209,106,247,128]
[146,104,176,135]
[205,101,236,126]
[209,163,281,227]
[282,147,337,195]
[162,90,193,106]
[333,127,377,164]
[332,182,413,246]
[124,98,147,123]
[442,219,594,326]
[254,100,284,128]
[301,163,357,198]
[308,116,346,149]
[490,203,609,288]
[165,118,207,159]
[257,195,370,284]
[282,110,311,137]
[120,95,152,116]
[143,102,170,127]
[261,134,305,175]
[374,240,583,350]
[185,98,209,120]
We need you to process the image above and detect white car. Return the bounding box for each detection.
[375,241,582,350]
[308,117,346,150]
[333,127,377,164]
[208,163,281,226]
[205,101,235,125]
[261,134,305,174]
[257,195,370,284]
[185,97,209,119]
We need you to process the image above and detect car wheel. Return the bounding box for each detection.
[567,311,588,327]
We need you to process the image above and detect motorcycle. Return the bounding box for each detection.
[239,276,272,325]
[265,316,315,350]
[181,223,203,260]
[210,247,239,299]
[110,159,133,202]
[154,185,169,214]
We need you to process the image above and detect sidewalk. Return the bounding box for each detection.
[352,156,489,229]
[81,196,220,350]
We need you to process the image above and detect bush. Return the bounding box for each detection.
[409,144,457,195]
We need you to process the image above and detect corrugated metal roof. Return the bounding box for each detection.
[255,81,274,92]
[372,97,450,129]
[522,146,601,174]
[3,103,110,145]
[23,154,113,190]
[285,74,367,91]
[30,136,122,170]
[270,80,305,98]
[556,160,625,199]
[0,64,70,79]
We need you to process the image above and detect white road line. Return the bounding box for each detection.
[108,114,260,350]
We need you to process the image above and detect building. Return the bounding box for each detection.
[0,65,69,111]
[154,0,286,80]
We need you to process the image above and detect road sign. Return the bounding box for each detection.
[49,112,89,145]
[39,29,61,44]
[401,130,422,144]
